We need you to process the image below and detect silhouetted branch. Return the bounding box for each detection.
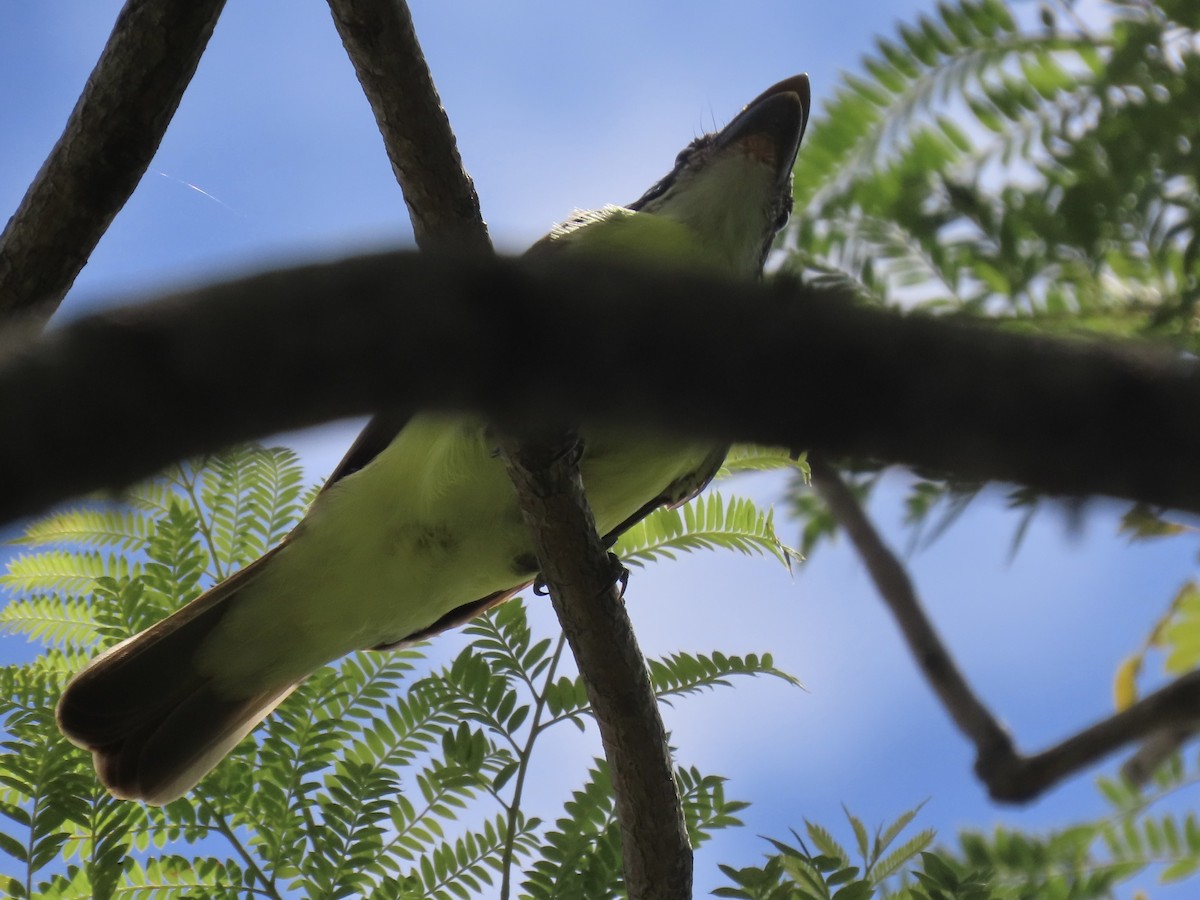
[810,456,1200,802]
[985,672,1200,802]
[2,251,1197,527]
[0,0,226,324]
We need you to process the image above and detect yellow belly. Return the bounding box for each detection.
[196,413,715,693]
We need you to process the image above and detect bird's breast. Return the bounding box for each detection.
[199,412,714,691]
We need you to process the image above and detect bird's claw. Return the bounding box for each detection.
[552,433,585,467]
[531,551,626,599]
[607,552,629,600]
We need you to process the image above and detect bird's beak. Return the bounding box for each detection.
[713,74,810,188]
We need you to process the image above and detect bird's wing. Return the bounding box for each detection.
[318,409,412,494]
[598,443,729,546]
[370,582,529,651]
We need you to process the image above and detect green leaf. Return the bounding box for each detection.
[614,491,799,571]
[646,650,802,705]
[12,506,152,551]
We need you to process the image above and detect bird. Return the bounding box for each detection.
[57,74,811,805]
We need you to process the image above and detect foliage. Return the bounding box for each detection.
[614,491,800,571]
[716,768,1200,900]
[1110,506,1200,709]
[784,0,1200,555]
[791,0,1197,327]
[934,751,1200,897]
[780,0,1200,831]
[0,445,794,897]
[715,806,939,899]
[769,1,1200,897]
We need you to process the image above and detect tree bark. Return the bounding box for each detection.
[0,0,227,324]
[326,0,490,255]
[1,250,1197,528]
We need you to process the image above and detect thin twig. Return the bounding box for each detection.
[810,455,1200,802]
[500,634,567,900]
[171,463,228,582]
[196,794,282,900]
[0,0,226,324]
[808,458,1015,756]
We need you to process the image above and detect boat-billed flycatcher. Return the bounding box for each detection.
[57,75,811,804]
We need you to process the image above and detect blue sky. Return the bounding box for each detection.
[2,0,1198,896]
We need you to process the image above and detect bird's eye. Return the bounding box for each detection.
[772,196,794,233]
[674,148,694,168]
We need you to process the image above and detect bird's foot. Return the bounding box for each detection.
[607,551,630,600]
[531,551,627,599]
[546,432,584,467]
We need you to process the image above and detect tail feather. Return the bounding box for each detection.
[57,550,293,805]
[93,679,299,805]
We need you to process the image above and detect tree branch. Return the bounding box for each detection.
[323,6,691,894]
[500,433,693,898]
[808,457,1015,760]
[1,251,1197,528]
[1121,727,1196,787]
[810,456,1200,802]
[0,0,227,325]
[325,0,491,255]
[984,671,1200,802]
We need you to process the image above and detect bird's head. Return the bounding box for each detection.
[629,74,810,278]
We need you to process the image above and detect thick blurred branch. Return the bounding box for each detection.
[810,456,1200,802]
[0,0,226,325]
[2,251,1197,528]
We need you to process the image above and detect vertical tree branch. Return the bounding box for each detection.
[325,0,491,254]
[500,434,692,899]
[0,0,227,325]
[325,3,692,894]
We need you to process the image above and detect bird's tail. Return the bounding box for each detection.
[56,549,297,805]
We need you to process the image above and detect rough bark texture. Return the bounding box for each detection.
[279,6,692,893]
[0,0,227,324]
[325,0,491,255]
[1,250,1197,529]
[500,433,693,898]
